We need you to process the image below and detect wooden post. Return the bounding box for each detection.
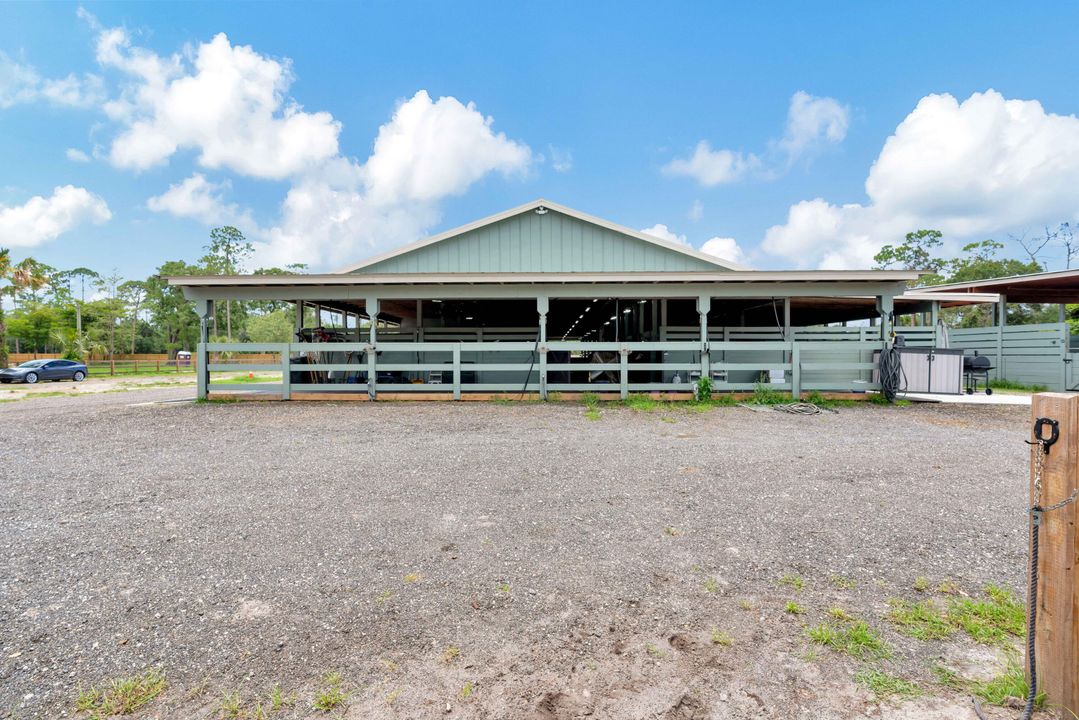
[1029,393,1079,717]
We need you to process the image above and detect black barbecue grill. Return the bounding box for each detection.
[963,352,994,395]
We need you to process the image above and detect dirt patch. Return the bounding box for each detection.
[0,395,1040,719]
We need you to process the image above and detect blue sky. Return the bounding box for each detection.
[2,2,1079,278]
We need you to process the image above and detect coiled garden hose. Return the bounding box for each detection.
[878,343,905,402]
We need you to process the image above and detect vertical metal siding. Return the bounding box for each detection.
[353,209,720,274]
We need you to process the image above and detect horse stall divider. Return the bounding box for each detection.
[1028,392,1079,717]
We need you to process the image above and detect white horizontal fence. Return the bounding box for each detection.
[200,332,886,400]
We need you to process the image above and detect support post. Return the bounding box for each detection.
[280,342,291,400]
[366,297,379,400]
[1028,393,1079,717]
[697,295,711,386]
[782,297,791,341]
[619,346,629,400]
[931,301,940,346]
[195,299,213,400]
[998,294,1007,381]
[452,344,461,400]
[876,294,894,343]
[294,301,303,339]
[537,296,549,400]
[791,343,801,400]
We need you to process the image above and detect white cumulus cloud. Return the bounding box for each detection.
[662,141,759,186]
[762,90,1079,269]
[0,51,104,109]
[147,173,257,230]
[663,91,848,186]
[775,90,849,163]
[76,14,533,268]
[699,236,747,265]
[640,223,688,245]
[96,28,340,178]
[259,90,533,268]
[363,90,531,205]
[66,148,91,163]
[0,186,111,247]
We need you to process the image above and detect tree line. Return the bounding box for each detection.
[0,227,301,365]
[874,224,1077,329]
[2,223,1077,365]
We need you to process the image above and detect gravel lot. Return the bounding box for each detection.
[0,391,1039,719]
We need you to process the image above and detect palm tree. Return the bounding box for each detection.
[0,251,52,365]
[0,249,10,366]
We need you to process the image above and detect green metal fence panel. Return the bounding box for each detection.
[200,336,900,399]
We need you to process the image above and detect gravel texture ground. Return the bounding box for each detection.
[0,391,1044,719]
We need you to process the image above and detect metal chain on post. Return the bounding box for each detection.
[974,422,1078,720]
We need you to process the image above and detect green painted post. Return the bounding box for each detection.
[697,295,711,385]
[791,342,801,399]
[452,344,461,400]
[537,296,549,400]
[280,343,291,400]
[367,296,379,400]
[997,294,1006,381]
[619,346,629,400]
[196,342,207,399]
[195,298,212,400]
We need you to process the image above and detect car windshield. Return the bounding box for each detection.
[17,360,48,368]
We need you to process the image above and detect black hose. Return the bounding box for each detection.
[878,343,906,402]
[972,512,1039,720]
[518,330,540,398]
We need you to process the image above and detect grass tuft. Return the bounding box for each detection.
[778,574,805,592]
[886,584,1024,645]
[830,574,857,590]
[856,669,922,700]
[74,669,167,718]
[973,661,1045,708]
[828,607,854,622]
[217,691,244,719]
[311,672,348,712]
[710,628,733,646]
[886,598,954,640]
[806,621,891,660]
[785,600,806,615]
[623,393,661,411]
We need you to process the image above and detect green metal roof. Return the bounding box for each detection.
[337,199,744,274]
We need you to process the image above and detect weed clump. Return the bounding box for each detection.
[806,621,891,660]
[75,669,167,719]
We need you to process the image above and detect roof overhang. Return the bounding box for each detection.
[166,270,921,287]
[918,268,1079,303]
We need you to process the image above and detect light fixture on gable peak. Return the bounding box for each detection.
[535,205,548,215]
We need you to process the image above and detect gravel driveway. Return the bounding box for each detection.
[0,392,1037,719]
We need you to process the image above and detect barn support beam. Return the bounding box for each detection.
[537,296,549,400]
[697,295,711,388]
[366,296,379,400]
[931,301,940,345]
[876,294,894,343]
[195,298,213,400]
[997,294,1007,380]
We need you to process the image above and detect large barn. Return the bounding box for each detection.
[167,199,991,401]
